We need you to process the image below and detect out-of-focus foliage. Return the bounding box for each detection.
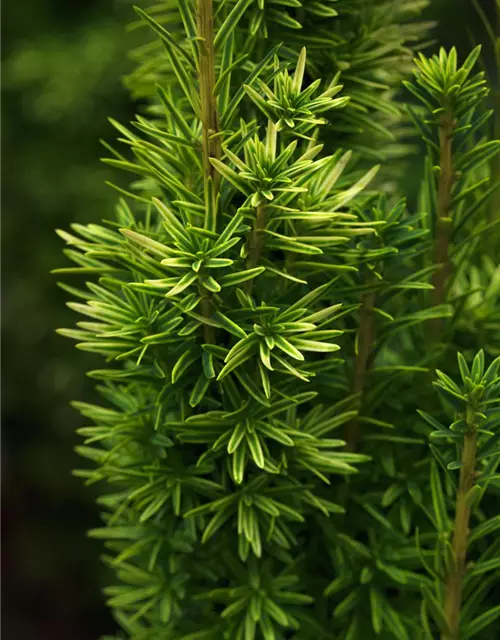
[3,2,135,426]
[2,1,136,637]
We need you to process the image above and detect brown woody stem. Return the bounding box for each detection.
[196,0,220,343]
[197,0,221,191]
[344,286,377,453]
[442,425,478,640]
[430,112,455,337]
[244,204,266,294]
[337,284,376,506]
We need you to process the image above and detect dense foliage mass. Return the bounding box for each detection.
[55,1,500,639]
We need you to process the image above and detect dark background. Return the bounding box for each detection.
[1,1,498,638]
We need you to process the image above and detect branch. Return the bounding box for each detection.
[337,282,376,505]
[442,422,478,639]
[344,285,377,452]
[430,112,455,337]
[197,0,222,192]
[197,0,220,342]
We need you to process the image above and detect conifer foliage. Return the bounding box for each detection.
[55,1,500,639]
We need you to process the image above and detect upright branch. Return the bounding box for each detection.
[338,277,377,507]
[431,112,455,335]
[422,351,500,640]
[197,0,220,342]
[197,0,221,191]
[341,196,438,457]
[344,286,377,453]
[404,47,496,340]
[442,420,477,640]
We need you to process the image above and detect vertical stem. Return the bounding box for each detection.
[344,287,377,453]
[244,204,266,294]
[200,295,216,343]
[197,0,222,191]
[337,285,376,506]
[197,0,220,343]
[442,427,478,640]
[430,113,455,337]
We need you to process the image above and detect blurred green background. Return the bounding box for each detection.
[1,1,497,638]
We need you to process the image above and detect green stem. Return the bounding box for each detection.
[430,112,455,338]
[244,204,266,294]
[442,425,478,640]
[196,0,220,343]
